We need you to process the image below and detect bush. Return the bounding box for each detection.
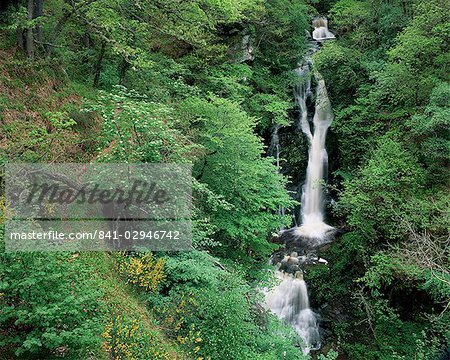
[0,237,104,358]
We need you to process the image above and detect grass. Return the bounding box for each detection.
[77,252,187,359]
[0,33,186,358]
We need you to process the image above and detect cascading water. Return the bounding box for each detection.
[294,67,335,241]
[265,267,321,354]
[294,61,312,141]
[269,125,286,229]
[312,17,335,41]
[264,18,335,355]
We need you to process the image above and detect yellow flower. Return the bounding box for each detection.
[177,335,186,344]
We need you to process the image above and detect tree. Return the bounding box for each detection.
[340,135,426,242]
[177,96,295,254]
[406,83,450,183]
[0,246,103,357]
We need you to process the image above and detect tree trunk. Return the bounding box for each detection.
[14,0,24,50]
[16,28,24,50]
[93,40,106,87]
[82,32,91,47]
[118,58,130,85]
[46,11,72,56]
[33,0,43,43]
[25,0,34,58]
[46,0,98,56]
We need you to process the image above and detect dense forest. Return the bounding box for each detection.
[0,0,449,359]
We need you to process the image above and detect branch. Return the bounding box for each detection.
[34,39,64,48]
[213,260,228,272]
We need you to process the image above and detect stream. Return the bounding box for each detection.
[264,17,336,355]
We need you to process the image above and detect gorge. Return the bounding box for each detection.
[265,18,336,354]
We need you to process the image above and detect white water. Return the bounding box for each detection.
[295,68,335,241]
[265,18,335,355]
[265,270,321,354]
[312,17,335,41]
[294,18,335,241]
[294,62,312,142]
[269,125,286,228]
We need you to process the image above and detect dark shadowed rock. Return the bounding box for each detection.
[275,227,336,251]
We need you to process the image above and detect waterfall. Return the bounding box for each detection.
[265,268,321,354]
[269,125,282,171]
[312,17,335,41]
[269,125,286,229]
[294,62,312,141]
[294,67,335,241]
[264,18,336,355]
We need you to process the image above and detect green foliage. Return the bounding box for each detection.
[340,135,426,240]
[355,250,449,359]
[388,0,449,73]
[103,314,173,360]
[307,232,369,303]
[370,0,448,108]
[2,0,449,358]
[85,86,191,162]
[330,0,409,53]
[247,66,297,130]
[0,241,103,358]
[312,41,365,106]
[310,1,450,358]
[118,252,166,293]
[406,82,450,182]
[177,96,295,253]
[196,63,254,102]
[153,250,307,360]
[255,0,311,71]
[330,0,376,48]
[46,111,77,130]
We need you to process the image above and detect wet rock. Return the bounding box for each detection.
[307,253,319,262]
[269,233,284,244]
[277,227,335,251]
[227,31,254,63]
[253,302,268,329]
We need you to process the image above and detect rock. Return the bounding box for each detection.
[269,233,284,244]
[277,227,335,251]
[253,302,268,329]
[227,31,254,63]
[307,253,319,262]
